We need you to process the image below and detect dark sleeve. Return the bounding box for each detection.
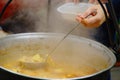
[106,0,120,20]
[112,0,120,9]
[112,0,120,18]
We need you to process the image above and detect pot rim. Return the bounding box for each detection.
[0,32,116,80]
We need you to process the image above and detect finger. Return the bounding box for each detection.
[76,8,97,21]
[85,17,99,24]
[83,16,102,27]
[76,16,94,27]
[77,12,101,27]
[76,17,91,27]
[76,16,83,22]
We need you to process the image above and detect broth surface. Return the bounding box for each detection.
[0,42,109,79]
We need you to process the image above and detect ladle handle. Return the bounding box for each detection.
[45,23,80,61]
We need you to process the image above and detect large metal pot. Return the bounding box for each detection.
[0,33,116,80]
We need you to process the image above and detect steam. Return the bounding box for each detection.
[1,0,96,40]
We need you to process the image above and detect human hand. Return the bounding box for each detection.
[76,5,107,28]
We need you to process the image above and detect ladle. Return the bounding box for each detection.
[21,10,97,69]
[20,23,80,69]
